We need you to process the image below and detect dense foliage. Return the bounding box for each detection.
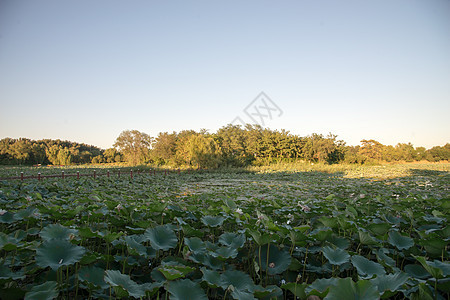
[1,124,449,167]
[0,138,106,166]
[0,165,448,299]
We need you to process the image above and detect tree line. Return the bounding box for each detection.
[0,138,108,165]
[1,124,449,167]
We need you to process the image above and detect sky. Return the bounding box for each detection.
[0,0,449,150]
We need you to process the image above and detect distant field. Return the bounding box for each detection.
[1,161,449,179]
[248,161,450,179]
[0,162,448,299]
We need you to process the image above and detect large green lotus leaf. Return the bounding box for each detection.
[40,224,78,241]
[324,278,379,300]
[158,264,195,281]
[0,232,19,251]
[223,198,237,210]
[404,264,430,279]
[157,267,184,281]
[197,252,224,270]
[220,269,255,292]
[104,231,124,244]
[428,260,450,276]
[151,268,167,284]
[288,230,308,247]
[410,282,434,300]
[414,256,442,279]
[319,216,338,228]
[375,249,396,268]
[205,241,219,252]
[248,230,276,246]
[104,270,145,298]
[184,237,206,253]
[388,231,414,250]
[219,232,246,249]
[182,224,204,238]
[0,211,17,224]
[78,227,101,239]
[293,225,311,233]
[327,235,350,249]
[414,256,450,279]
[230,288,256,300]
[420,238,448,257]
[124,235,148,257]
[351,255,385,279]
[281,282,307,298]
[305,277,339,297]
[0,264,25,280]
[256,244,291,275]
[79,252,103,265]
[322,246,350,266]
[201,215,225,227]
[358,231,379,246]
[385,215,406,225]
[367,223,391,236]
[166,279,208,300]
[24,281,58,300]
[15,207,37,219]
[36,240,85,270]
[201,267,221,288]
[210,246,238,260]
[423,215,445,224]
[144,225,178,251]
[141,282,164,296]
[253,285,283,299]
[370,272,409,295]
[310,228,333,242]
[78,266,109,290]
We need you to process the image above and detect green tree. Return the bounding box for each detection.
[114,130,153,166]
[426,144,450,161]
[414,146,427,161]
[243,124,264,159]
[359,139,384,163]
[151,132,177,165]
[344,145,363,164]
[57,147,72,165]
[31,143,46,164]
[10,138,32,164]
[179,134,221,168]
[104,148,122,163]
[45,145,60,165]
[303,133,343,163]
[91,155,105,164]
[395,143,416,162]
[216,125,248,166]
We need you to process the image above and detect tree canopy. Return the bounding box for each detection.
[1,125,448,167]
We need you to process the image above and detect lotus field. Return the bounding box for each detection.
[0,166,449,299]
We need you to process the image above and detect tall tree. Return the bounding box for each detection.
[359,139,384,162]
[184,134,221,168]
[216,125,248,166]
[151,132,177,165]
[113,130,153,166]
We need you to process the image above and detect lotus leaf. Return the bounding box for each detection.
[104,269,145,298]
[35,239,85,270]
[24,281,58,300]
[144,225,178,251]
[166,279,208,300]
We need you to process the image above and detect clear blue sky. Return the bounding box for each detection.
[1,0,449,149]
